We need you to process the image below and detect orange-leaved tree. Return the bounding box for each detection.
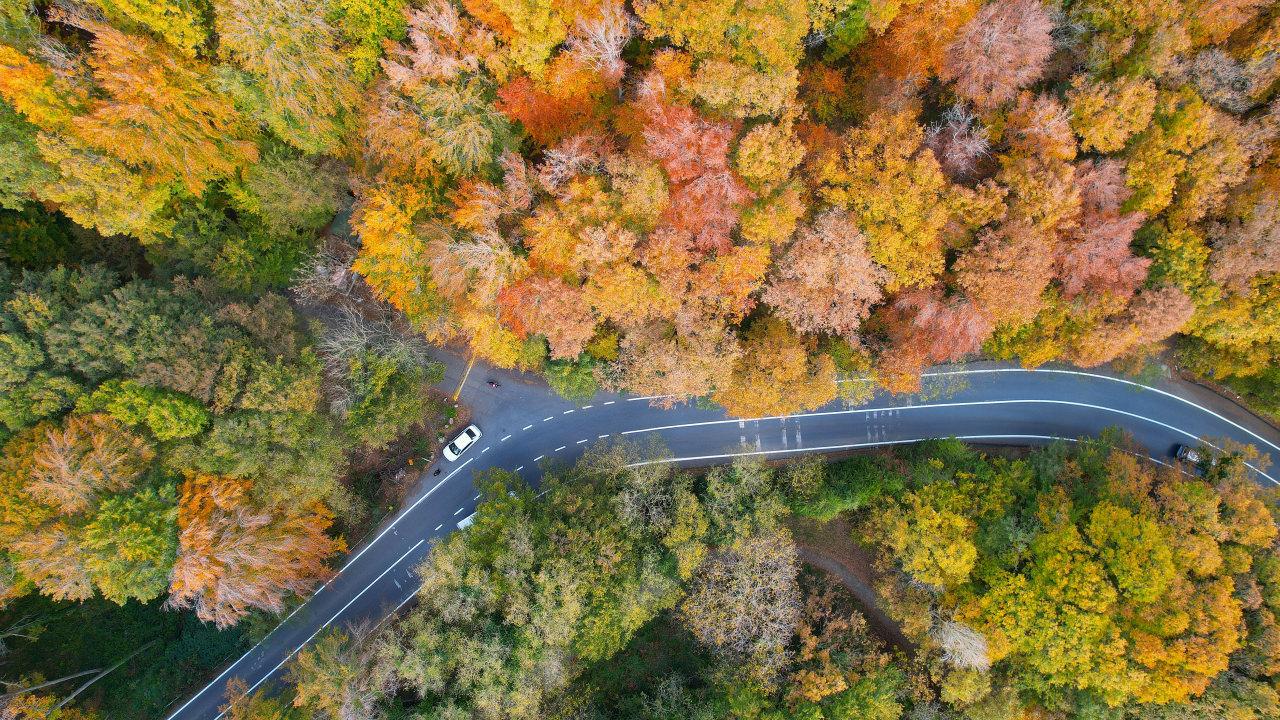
[168,472,344,628]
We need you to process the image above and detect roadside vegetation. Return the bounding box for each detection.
[225,434,1280,720]
[0,257,453,716]
[1,0,1279,417]
[1,0,1280,715]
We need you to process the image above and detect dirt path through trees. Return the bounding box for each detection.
[790,516,915,653]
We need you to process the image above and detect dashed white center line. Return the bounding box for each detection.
[543,416,553,422]
[453,507,464,515]
[481,447,489,454]
[501,434,511,442]
[598,434,609,439]
[473,493,481,500]
[576,439,588,444]
[562,409,575,414]
[581,405,592,409]
[522,424,533,431]
[534,455,544,462]
[434,524,443,531]
[603,401,615,405]
[515,465,524,472]
[554,446,566,452]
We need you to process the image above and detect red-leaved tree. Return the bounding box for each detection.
[941,0,1055,109]
[1057,160,1150,303]
[497,276,597,359]
[762,210,888,336]
[638,76,753,254]
[876,288,993,392]
[955,220,1055,325]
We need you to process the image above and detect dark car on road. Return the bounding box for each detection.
[1174,444,1219,475]
[1175,444,1204,465]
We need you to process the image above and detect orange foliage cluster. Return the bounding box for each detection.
[3,0,1277,419]
[168,473,344,628]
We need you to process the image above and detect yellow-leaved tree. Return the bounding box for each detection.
[816,109,955,291]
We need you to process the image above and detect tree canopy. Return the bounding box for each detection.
[0,0,1277,413]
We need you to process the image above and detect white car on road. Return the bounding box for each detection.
[442,424,482,461]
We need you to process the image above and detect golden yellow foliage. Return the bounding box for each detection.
[739,183,806,246]
[1068,75,1157,153]
[712,317,836,418]
[64,14,259,194]
[351,183,447,335]
[734,118,805,192]
[0,45,84,131]
[816,109,953,290]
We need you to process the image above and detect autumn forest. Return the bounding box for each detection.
[2,0,1279,414]
[1,0,1280,716]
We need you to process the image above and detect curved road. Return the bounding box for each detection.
[165,358,1280,719]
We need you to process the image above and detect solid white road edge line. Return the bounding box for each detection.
[172,368,1280,719]
[165,459,472,720]
[627,435,1198,480]
[207,433,1204,717]
[868,367,1280,456]
[625,436,1078,467]
[212,540,426,719]
[338,458,473,574]
[616,398,1278,485]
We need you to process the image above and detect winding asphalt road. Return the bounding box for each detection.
[164,357,1280,719]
